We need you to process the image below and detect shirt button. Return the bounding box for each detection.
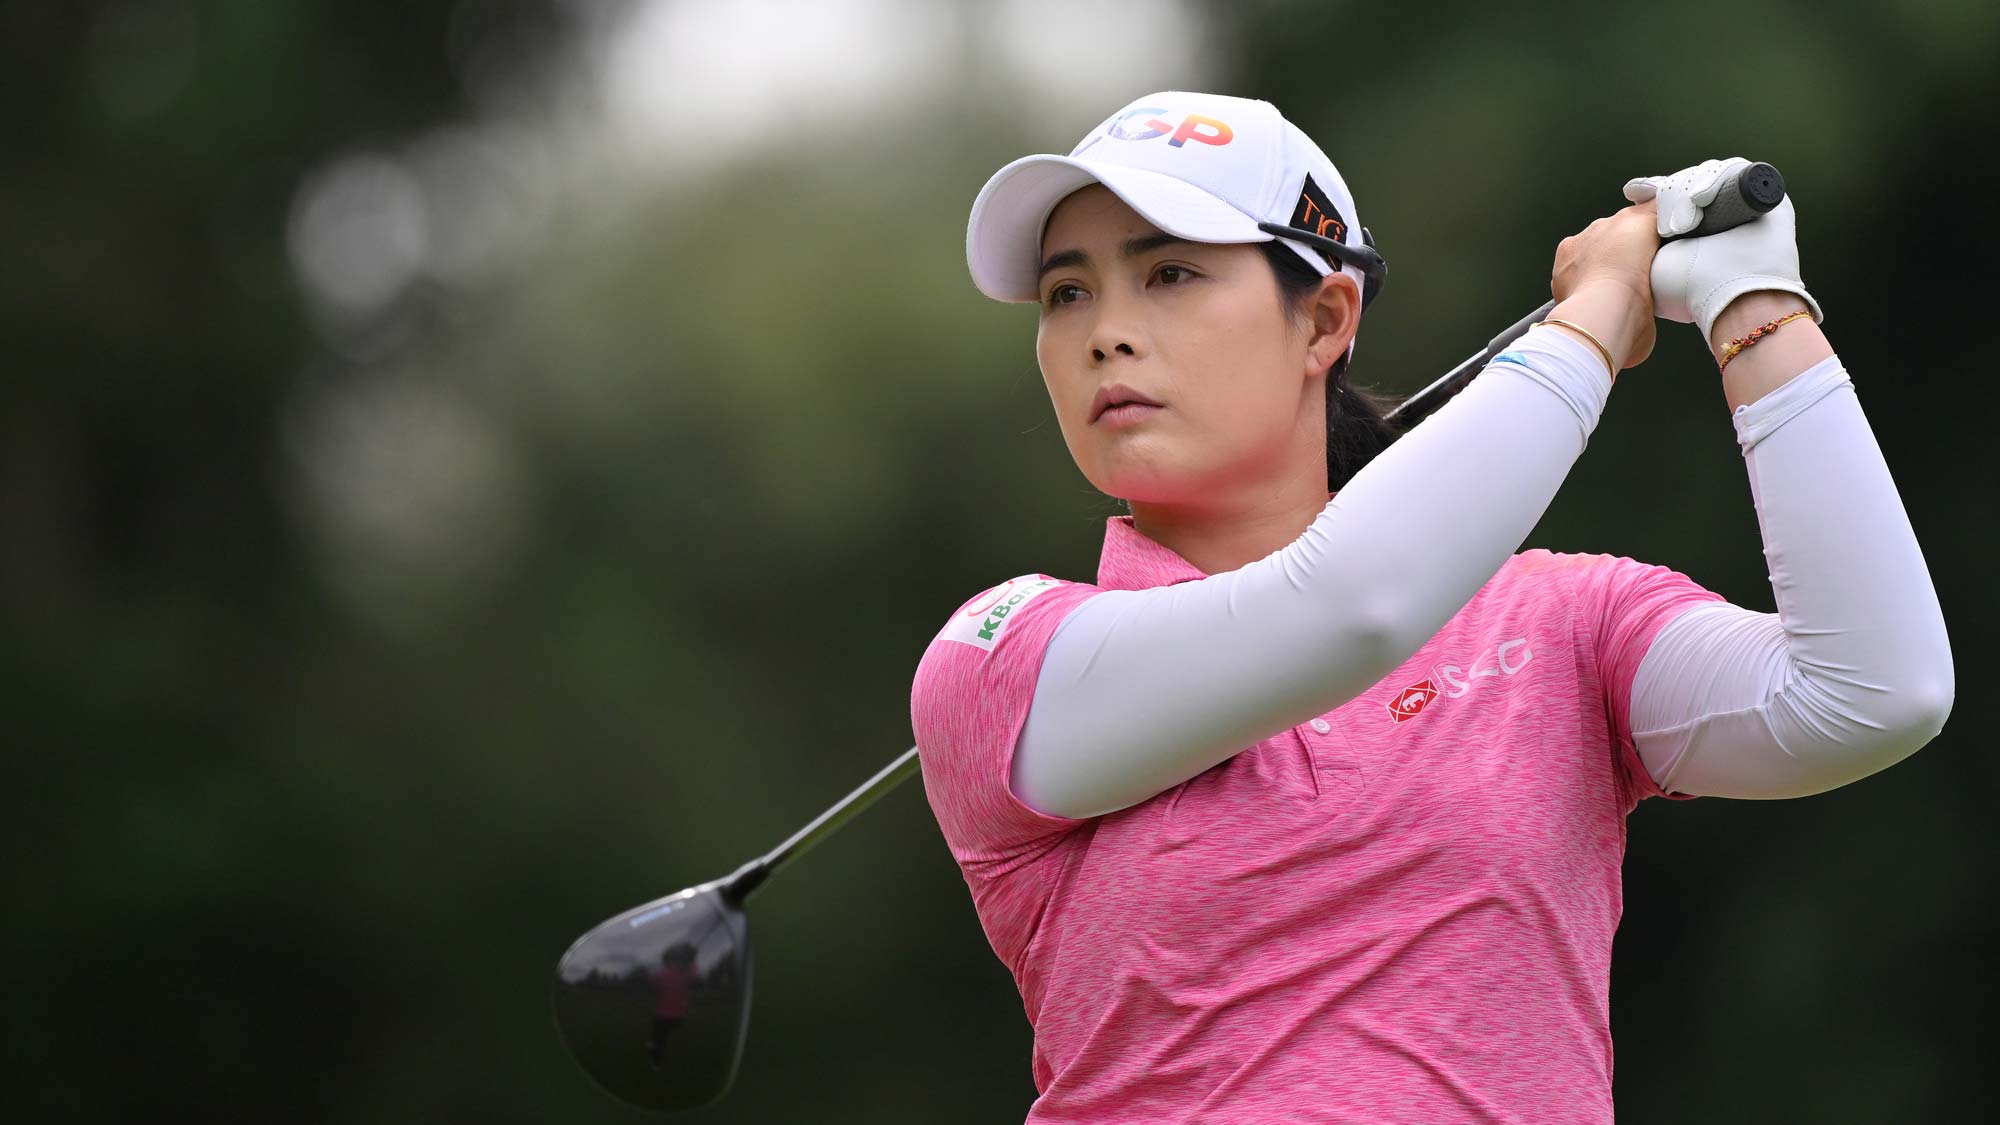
[1309,718,1332,734]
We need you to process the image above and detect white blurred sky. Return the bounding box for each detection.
[281,0,1213,620]
[290,0,1212,323]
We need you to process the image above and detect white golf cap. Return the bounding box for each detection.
[966,90,1370,359]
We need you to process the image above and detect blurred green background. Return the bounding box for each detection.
[7,0,1994,1120]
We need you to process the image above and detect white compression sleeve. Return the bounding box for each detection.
[1628,355,1954,799]
[1012,324,1612,819]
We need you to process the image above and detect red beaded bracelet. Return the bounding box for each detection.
[1719,309,1812,372]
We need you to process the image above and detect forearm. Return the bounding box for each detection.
[1014,325,1613,818]
[1548,278,1655,373]
[1630,350,1954,797]
[1709,290,1835,410]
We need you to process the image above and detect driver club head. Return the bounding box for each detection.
[552,877,754,1112]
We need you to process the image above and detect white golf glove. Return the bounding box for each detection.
[1621,156,1823,342]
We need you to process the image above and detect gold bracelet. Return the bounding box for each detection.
[1718,309,1812,372]
[1537,318,1618,382]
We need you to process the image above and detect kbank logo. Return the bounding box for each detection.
[1105,106,1235,148]
[941,575,1064,653]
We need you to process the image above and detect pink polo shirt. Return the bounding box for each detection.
[911,510,1725,1124]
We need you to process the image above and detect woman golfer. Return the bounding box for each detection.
[910,91,1951,1123]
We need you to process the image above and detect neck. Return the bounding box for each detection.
[1127,470,1335,576]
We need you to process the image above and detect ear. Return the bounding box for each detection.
[1302,272,1362,380]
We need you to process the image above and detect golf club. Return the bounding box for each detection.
[551,161,1788,1114]
[552,747,919,1113]
[1381,161,1786,427]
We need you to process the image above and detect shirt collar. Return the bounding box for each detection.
[1095,493,1337,592]
[1095,515,1209,591]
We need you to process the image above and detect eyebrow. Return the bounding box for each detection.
[1037,232,1195,283]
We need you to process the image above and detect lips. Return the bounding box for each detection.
[1091,383,1164,423]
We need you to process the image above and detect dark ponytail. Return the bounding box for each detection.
[1256,240,1402,491]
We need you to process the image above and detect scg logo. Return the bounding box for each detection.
[1387,636,1535,726]
[1106,107,1235,148]
[1433,637,1533,699]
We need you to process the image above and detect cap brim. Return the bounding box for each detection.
[966,155,1267,303]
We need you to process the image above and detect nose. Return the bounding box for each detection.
[1087,299,1142,363]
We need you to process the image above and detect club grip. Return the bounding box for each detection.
[1664,161,1785,242]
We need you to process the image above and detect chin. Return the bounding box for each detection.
[1088,460,1206,507]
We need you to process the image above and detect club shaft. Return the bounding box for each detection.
[1386,162,1782,426]
[724,746,921,902]
[1384,298,1557,425]
[722,162,1788,903]
[717,295,1586,904]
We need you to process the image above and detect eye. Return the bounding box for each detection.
[1044,282,1084,308]
[1153,264,1197,286]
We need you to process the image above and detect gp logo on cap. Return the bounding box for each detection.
[1105,106,1234,148]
